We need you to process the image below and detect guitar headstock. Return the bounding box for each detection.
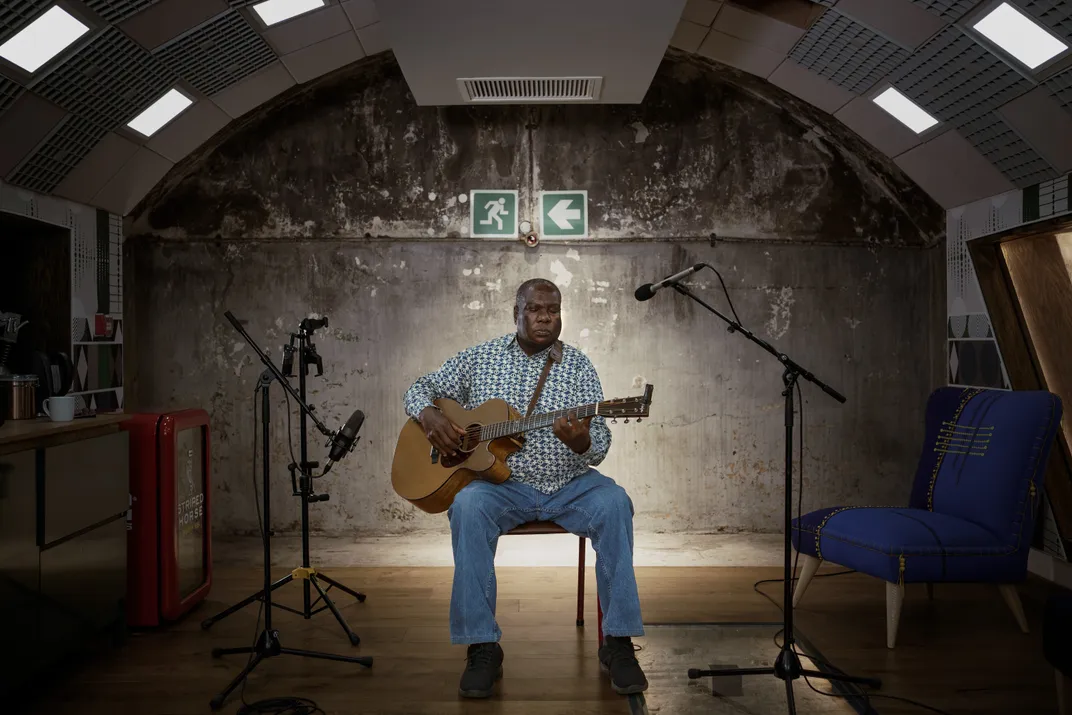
[597,384,654,424]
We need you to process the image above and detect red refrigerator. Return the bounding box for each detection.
[123,409,213,627]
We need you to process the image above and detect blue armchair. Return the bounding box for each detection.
[790,386,1063,648]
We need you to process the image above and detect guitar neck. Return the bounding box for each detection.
[481,403,599,441]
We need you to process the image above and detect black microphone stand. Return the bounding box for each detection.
[201,316,367,646]
[208,311,372,712]
[665,279,881,713]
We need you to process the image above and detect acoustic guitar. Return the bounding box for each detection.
[391,384,654,514]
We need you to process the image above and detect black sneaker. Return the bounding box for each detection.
[459,642,503,698]
[598,636,648,695]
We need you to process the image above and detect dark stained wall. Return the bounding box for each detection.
[124,51,947,537]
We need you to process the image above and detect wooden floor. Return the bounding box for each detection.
[16,565,1064,715]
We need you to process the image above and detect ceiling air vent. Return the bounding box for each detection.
[457,76,604,103]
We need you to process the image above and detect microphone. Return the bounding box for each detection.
[634,263,705,301]
[322,409,365,474]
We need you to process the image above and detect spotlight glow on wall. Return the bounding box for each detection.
[127,88,193,137]
[0,5,90,73]
[872,86,939,134]
[972,1,1068,70]
[251,0,326,26]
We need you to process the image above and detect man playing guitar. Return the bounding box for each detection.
[402,278,648,699]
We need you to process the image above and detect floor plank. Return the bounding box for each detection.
[14,565,1063,715]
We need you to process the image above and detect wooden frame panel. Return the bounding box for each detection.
[968,215,1072,551]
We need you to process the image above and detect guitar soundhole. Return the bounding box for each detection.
[437,423,482,468]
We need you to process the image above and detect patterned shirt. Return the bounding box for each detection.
[403,333,612,494]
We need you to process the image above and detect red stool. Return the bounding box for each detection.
[503,521,603,646]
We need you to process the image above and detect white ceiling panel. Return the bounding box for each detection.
[834,94,924,158]
[894,128,1017,208]
[92,146,173,215]
[280,29,364,85]
[996,87,1072,174]
[682,0,722,26]
[832,0,947,50]
[262,5,352,55]
[670,20,709,52]
[768,59,855,114]
[146,99,231,163]
[0,91,66,177]
[697,28,784,78]
[712,4,804,54]
[210,60,295,118]
[356,22,389,55]
[341,0,379,29]
[377,0,686,105]
[119,0,229,51]
[53,131,140,205]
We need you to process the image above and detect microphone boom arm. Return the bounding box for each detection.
[668,284,845,403]
[225,310,336,438]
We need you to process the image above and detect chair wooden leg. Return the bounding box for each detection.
[1058,668,1071,715]
[577,536,586,627]
[999,584,1029,633]
[597,595,604,648]
[792,555,821,608]
[886,580,904,649]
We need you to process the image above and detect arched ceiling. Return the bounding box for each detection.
[1,0,1071,218]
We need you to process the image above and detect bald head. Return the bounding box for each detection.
[513,278,562,355]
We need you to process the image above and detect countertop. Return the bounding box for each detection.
[0,413,131,455]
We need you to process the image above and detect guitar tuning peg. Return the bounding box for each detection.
[611,418,618,424]
[624,418,629,424]
[636,418,642,423]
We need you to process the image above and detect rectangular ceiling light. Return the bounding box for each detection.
[251,0,326,26]
[127,88,193,137]
[872,86,939,134]
[0,5,90,73]
[972,1,1068,70]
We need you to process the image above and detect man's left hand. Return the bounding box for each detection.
[553,410,592,454]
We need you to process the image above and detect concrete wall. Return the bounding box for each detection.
[125,51,946,537]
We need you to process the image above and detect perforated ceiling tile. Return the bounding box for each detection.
[957,113,1059,187]
[787,9,910,94]
[906,0,976,21]
[891,26,1033,129]
[153,10,278,96]
[0,0,50,45]
[1045,66,1072,111]
[82,0,162,24]
[7,114,107,194]
[32,26,176,131]
[0,75,24,117]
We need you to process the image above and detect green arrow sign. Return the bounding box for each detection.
[469,190,518,238]
[539,191,588,238]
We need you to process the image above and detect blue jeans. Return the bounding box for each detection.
[447,468,644,644]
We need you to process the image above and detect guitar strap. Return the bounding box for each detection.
[525,340,562,417]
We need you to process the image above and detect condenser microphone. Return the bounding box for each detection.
[634,263,705,301]
[323,409,365,474]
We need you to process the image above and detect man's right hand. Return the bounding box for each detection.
[419,407,467,456]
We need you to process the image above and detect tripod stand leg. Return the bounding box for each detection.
[800,668,882,689]
[279,646,373,667]
[317,571,367,602]
[201,573,294,630]
[209,650,266,711]
[310,574,362,646]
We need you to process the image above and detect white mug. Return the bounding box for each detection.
[43,395,77,422]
